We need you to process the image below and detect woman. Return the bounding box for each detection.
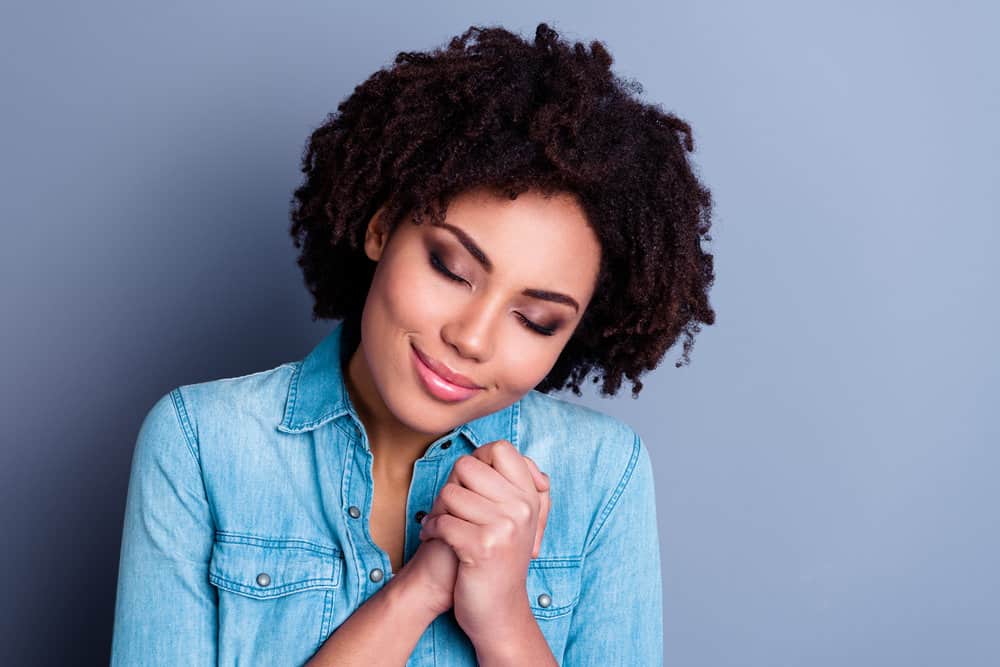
[111,22,715,666]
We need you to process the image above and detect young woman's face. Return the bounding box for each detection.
[353,186,602,436]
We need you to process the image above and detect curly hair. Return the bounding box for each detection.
[289,22,715,398]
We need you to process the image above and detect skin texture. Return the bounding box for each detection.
[402,445,551,617]
[420,439,551,651]
[344,184,600,645]
[299,22,712,665]
[290,22,716,401]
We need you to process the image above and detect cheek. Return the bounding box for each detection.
[367,254,453,325]
[497,348,560,395]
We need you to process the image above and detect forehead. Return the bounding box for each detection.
[426,187,601,293]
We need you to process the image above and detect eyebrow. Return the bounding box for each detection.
[432,221,581,313]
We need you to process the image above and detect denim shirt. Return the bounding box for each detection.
[111,321,663,666]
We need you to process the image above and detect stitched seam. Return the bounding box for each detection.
[341,441,363,603]
[210,574,339,589]
[529,558,582,568]
[282,361,350,432]
[170,386,220,531]
[319,589,333,649]
[207,362,297,384]
[213,530,343,557]
[169,388,200,464]
[527,559,583,615]
[511,399,521,449]
[281,361,303,427]
[532,607,575,618]
[333,420,357,440]
[430,609,436,664]
[296,410,345,431]
[583,431,641,557]
[209,574,339,596]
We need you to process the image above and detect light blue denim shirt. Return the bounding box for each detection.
[111,321,663,665]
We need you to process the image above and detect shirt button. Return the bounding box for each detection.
[537,593,552,608]
[440,440,452,450]
[414,510,427,524]
[369,567,384,583]
[256,572,271,587]
[348,505,361,519]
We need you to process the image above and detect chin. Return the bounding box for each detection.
[385,388,471,435]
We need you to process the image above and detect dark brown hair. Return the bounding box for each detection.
[290,22,716,398]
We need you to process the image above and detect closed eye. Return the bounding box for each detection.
[429,252,467,285]
[429,252,560,337]
[516,313,557,336]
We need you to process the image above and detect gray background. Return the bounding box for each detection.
[2,1,997,665]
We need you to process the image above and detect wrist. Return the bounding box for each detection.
[473,605,555,667]
[467,594,537,657]
[387,566,451,621]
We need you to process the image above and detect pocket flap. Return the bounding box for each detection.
[208,532,343,600]
[527,558,583,618]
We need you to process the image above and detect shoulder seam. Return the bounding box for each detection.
[169,387,201,465]
[583,430,642,556]
[195,361,298,385]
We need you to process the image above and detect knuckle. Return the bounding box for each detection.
[480,533,499,559]
[453,455,475,475]
[436,513,456,531]
[440,482,461,504]
[498,515,518,537]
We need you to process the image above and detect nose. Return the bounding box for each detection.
[440,294,501,363]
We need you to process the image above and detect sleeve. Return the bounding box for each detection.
[562,431,664,666]
[110,388,218,666]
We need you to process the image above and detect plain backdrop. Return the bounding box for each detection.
[1,1,997,665]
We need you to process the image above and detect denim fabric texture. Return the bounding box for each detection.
[111,320,663,665]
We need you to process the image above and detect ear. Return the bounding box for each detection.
[363,205,390,262]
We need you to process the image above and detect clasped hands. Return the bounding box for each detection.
[406,439,550,646]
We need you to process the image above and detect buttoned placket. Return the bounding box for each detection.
[341,416,466,602]
[271,321,523,664]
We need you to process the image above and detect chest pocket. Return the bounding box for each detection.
[526,558,583,661]
[208,532,345,661]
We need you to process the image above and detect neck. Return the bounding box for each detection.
[344,339,442,480]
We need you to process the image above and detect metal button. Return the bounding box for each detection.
[369,567,384,583]
[440,440,451,450]
[414,510,427,524]
[537,593,552,608]
[348,505,361,519]
[256,572,271,587]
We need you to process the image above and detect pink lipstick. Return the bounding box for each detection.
[411,343,484,403]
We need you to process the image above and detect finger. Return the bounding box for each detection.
[472,440,535,495]
[419,512,479,565]
[427,481,503,526]
[533,485,551,558]
[521,456,550,493]
[447,447,546,493]
[457,448,550,557]
[446,454,518,503]
[519,457,551,557]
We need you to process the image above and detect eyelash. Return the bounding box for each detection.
[428,252,558,337]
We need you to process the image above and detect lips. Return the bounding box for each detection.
[411,343,482,389]
[411,343,484,403]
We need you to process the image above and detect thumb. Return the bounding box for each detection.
[521,456,550,493]
[521,456,551,558]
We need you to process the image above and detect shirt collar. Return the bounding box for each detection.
[277,320,520,452]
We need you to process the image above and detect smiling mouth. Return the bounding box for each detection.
[410,343,485,403]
